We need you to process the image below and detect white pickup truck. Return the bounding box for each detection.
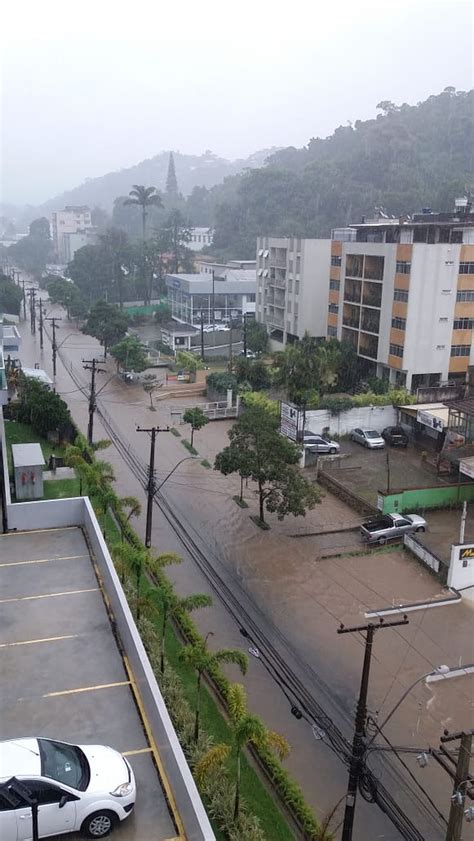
[360,512,427,544]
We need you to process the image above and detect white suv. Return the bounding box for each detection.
[0,737,136,838]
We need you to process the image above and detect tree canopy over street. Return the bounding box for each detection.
[215,402,320,524]
[82,300,129,356]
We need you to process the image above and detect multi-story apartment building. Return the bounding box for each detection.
[327,199,474,390]
[255,237,331,347]
[51,206,94,262]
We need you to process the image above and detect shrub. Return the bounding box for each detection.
[206,372,238,394]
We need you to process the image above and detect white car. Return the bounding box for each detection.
[0,737,136,839]
[214,323,230,332]
[350,428,385,449]
[303,433,340,454]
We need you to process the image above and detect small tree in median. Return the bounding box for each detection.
[182,406,209,447]
[215,402,320,525]
[83,300,129,357]
[110,335,148,373]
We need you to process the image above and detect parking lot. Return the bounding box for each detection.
[0,528,177,841]
[323,438,454,506]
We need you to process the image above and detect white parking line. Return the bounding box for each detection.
[44,680,130,698]
[0,554,88,568]
[0,634,78,648]
[0,588,99,604]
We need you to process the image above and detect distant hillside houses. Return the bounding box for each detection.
[188,227,214,252]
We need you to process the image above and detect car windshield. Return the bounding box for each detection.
[365,431,380,438]
[38,739,90,791]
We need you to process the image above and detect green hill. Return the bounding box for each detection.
[209,88,474,258]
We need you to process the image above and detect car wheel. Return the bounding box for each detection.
[364,441,369,448]
[416,526,425,533]
[81,811,117,838]
[378,536,387,545]
[329,448,337,454]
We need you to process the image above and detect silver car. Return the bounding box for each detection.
[303,433,340,454]
[350,428,385,449]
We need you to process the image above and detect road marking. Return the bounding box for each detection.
[0,588,99,604]
[43,680,130,697]
[0,634,77,649]
[0,554,88,568]
[0,526,79,536]
[122,747,153,757]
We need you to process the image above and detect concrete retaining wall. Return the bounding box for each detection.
[305,404,397,436]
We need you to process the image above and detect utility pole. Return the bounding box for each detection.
[37,299,44,350]
[20,278,27,320]
[83,358,106,445]
[459,501,467,544]
[27,288,36,334]
[337,616,409,841]
[386,448,391,494]
[441,729,473,841]
[228,318,233,368]
[200,310,205,361]
[136,425,171,548]
[212,269,216,347]
[243,312,247,356]
[46,317,61,377]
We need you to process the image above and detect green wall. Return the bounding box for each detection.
[379,483,474,513]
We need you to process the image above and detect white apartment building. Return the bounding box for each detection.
[255,237,331,347]
[188,227,214,252]
[51,206,94,262]
[327,199,474,390]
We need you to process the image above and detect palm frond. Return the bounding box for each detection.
[264,730,290,760]
[177,593,212,614]
[213,649,248,675]
[194,743,231,783]
[227,683,247,723]
[153,551,182,569]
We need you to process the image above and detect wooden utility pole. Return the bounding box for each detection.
[337,616,409,841]
[37,299,44,349]
[441,729,473,841]
[136,425,170,548]
[83,358,106,445]
[27,288,36,334]
[45,317,61,377]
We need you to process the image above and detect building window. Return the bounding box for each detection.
[294,302,299,316]
[389,343,404,358]
[459,262,474,274]
[454,318,474,330]
[263,269,269,278]
[329,279,340,290]
[391,316,406,330]
[328,303,339,314]
[456,290,474,302]
[393,288,409,302]
[263,249,269,258]
[258,248,264,257]
[346,254,363,278]
[396,261,411,274]
[296,256,301,274]
[287,300,292,313]
[451,345,471,356]
[258,269,263,277]
[288,279,293,293]
[295,280,300,295]
[328,325,338,337]
[439,317,448,322]
[289,259,293,274]
[331,255,342,267]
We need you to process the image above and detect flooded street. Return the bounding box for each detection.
[16,305,474,840]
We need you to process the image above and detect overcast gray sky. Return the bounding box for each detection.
[1,0,472,206]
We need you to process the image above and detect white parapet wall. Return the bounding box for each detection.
[304,404,397,436]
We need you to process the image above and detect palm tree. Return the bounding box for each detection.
[124,185,163,242]
[118,495,142,541]
[111,542,149,618]
[156,582,212,673]
[196,683,289,821]
[181,633,247,742]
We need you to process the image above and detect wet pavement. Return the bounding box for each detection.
[13,298,474,841]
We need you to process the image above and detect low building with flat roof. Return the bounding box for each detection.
[166,268,256,325]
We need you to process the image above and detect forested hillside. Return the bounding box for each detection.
[31,148,280,218]
[209,89,473,258]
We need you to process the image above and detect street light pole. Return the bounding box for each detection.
[83,357,106,446]
[442,729,473,841]
[337,616,409,841]
[45,317,61,377]
[38,299,44,350]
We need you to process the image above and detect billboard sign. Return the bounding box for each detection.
[280,401,302,442]
[417,410,445,431]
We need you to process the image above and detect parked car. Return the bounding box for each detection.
[382,426,409,447]
[215,323,230,332]
[303,432,340,454]
[239,349,258,359]
[0,737,136,839]
[360,512,427,544]
[350,428,385,449]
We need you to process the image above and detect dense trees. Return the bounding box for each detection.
[82,301,129,356]
[0,273,23,315]
[110,335,148,372]
[9,217,53,276]
[14,376,72,439]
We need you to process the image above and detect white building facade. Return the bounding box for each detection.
[255,237,331,347]
[51,206,94,262]
[328,201,474,390]
[188,227,214,252]
[166,266,256,325]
